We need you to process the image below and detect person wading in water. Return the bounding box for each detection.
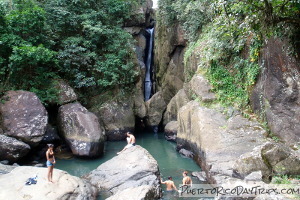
[161,176,178,191]
[46,144,56,183]
[182,171,192,186]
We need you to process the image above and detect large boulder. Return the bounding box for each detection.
[91,100,135,141]
[58,102,105,157]
[177,101,267,183]
[0,166,97,200]
[163,89,190,126]
[0,134,31,163]
[164,121,178,142]
[0,163,16,175]
[83,145,161,198]
[106,185,159,200]
[145,92,167,127]
[233,142,300,179]
[55,79,78,105]
[251,38,300,145]
[187,74,216,102]
[0,90,48,146]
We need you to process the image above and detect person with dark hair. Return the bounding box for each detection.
[161,176,178,191]
[117,132,136,154]
[46,144,55,182]
[182,171,192,186]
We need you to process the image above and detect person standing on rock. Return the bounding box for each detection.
[46,144,56,182]
[161,176,178,191]
[182,171,192,186]
[117,132,136,154]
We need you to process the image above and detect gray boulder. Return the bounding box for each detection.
[244,171,263,181]
[91,100,135,141]
[0,163,16,175]
[163,89,190,126]
[145,92,167,127]
[191,171,207,182]
[234,141,300,179]
[233,145,271,180]
[0,90,48,146]
[188,74,216,102]
[179,148,194,158]
[0,166,97,200]
[0,135,31,163]
[106,185,160,200]
[164,121,178,142]
[55,79,78,105]
[177,101,267,183]
[83,145,161,198]
[164,121,178,136]
[58,102,105,157]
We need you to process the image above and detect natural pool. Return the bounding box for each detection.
[56,132,202,199]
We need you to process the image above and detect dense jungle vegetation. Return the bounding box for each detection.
[0,0,141,104]
[158,0,300,110]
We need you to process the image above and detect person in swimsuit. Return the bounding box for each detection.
[182,171,192,186]
[161,176,178,191]
[117,132,136,154]
[46,144,55,183]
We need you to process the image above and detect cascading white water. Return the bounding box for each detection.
[144,28,154,101]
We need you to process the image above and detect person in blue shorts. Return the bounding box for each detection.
[46,144,56,183]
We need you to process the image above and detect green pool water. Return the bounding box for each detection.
[55,132,203,199]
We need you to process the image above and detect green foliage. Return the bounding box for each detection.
[272,174,291,184]
[159,0,298,110]
[7,45,59,103]
[206,59,260,108]
[0,0,140,104]
[5,0,46,45]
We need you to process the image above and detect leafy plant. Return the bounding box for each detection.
[272,174,292,184]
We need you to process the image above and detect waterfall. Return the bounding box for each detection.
[144,28,154,101]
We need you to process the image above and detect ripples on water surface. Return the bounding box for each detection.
[56,132,208,199]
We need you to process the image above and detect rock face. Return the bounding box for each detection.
[145,92,167,127]
[41,125,61,144]
[160,47,185,102]
[124,0,153,27]
[83,145,161,198]
[164,121,178,138]
[0,135,31,163]
[91,100,135,141]
[58,102,105,157]
[0,90,48,146]
[188,74,216,102]
[251,38,300,145]
[155,18,187,107]
[233,141,300,179]
[163,89,190,126]
[0,163,16,175]
[106,185,159,200]
[177,101,267,183]
[0,166,97,200]
[55,79,78,105]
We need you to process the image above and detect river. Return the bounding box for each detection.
[55,132,202,199]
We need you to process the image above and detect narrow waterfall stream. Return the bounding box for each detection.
[144,28,154,101]
[55,28,203,199]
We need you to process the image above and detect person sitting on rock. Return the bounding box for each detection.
[182,171,192,186]
[117,132,136,154]
[161,176,178,191]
